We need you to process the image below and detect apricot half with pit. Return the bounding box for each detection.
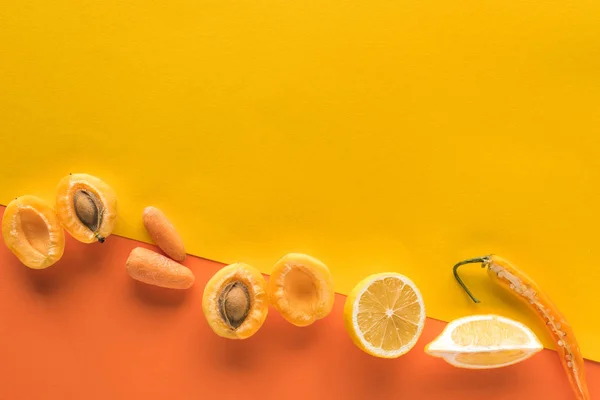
[268,253,335,327]
[2,195,65,269]
[55,173,117,243]
[203,263,269,339]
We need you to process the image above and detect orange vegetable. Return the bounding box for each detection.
[142,206,186,262]
[453,255,590,400]
[126,247,195,289]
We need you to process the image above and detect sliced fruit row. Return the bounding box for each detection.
[1,172,195,291]
[0,175,549,373]
[202,253,335,339]
[126,235,543,371]
[342,272,545,369]
[2,173,118,269]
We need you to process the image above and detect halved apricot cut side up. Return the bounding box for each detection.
[203,263,269,339]
[55,173,117,243]
[2,195,65,269]
[268,253,335,327]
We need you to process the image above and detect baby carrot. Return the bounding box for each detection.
[126,247,195,289]
[142,206,186,262]
[453,255,590,400]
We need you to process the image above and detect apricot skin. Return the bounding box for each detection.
[142,206,186,261]
[126,247,195,289]
[2,195,65,269]
[55,173,118,243]
[202,263,268,339]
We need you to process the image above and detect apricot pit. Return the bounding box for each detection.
[203,263,268,339]
[1,195,65,269]
[219,281,251,328]
[55,173,117,243]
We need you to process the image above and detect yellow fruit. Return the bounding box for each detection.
[424,314,543,369]
[2,195,65,269]
[202,263,269,339]
[343,272,425,358]
[268,253,335,327]
[55,173,118,243]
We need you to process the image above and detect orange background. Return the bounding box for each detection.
[0,207,598,400]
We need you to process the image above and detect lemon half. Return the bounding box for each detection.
[343,272,426,358]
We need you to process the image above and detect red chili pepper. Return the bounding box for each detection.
[453,254,590,400]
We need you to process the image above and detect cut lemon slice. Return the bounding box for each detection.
[343,272,426,358]
[424,314,543,369]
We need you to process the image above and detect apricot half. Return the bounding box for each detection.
[55,173,117,243]
[203,263,269,339]
[268,253,335,327]
[2,195,65,269]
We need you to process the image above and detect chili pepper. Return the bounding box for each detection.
[453,254,590,400]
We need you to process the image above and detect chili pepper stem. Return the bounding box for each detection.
[452,256,491,303]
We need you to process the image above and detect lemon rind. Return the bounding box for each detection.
[424,314,544,369]
[351,272,426,358]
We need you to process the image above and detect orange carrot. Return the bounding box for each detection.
[453,255,590,400]
[142,206,186,262]
[126,247,194,289]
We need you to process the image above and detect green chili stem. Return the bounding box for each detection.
[452,256,491,304]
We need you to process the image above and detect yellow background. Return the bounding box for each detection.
[1,1,599,360]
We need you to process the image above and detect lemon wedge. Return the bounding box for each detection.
[425,314,543,369]
[343,272,426,358]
